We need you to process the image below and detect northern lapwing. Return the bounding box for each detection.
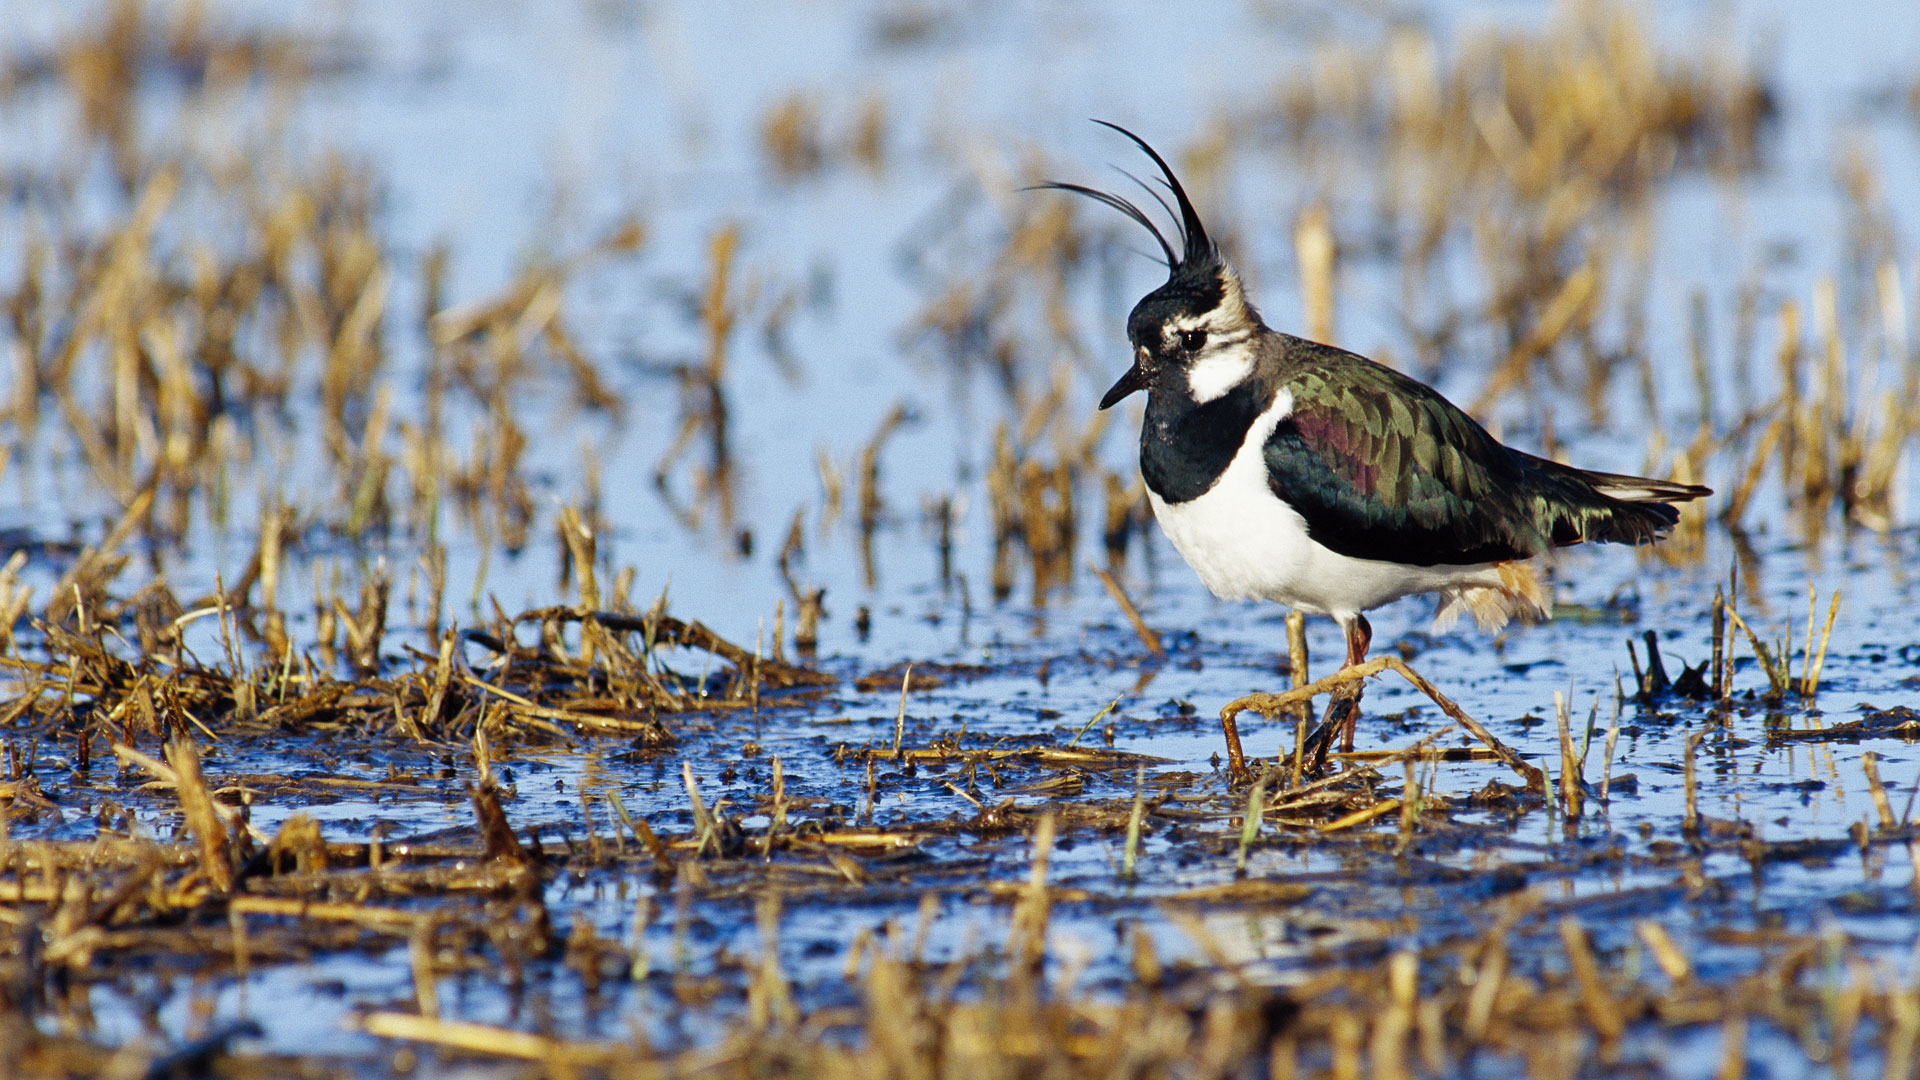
[1042,123,1710,764]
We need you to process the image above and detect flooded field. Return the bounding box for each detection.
[4,0,1920,1075]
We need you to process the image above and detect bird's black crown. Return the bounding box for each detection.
[1038,122,1260,409]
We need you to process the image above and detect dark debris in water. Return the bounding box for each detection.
[1765,705,1920,744]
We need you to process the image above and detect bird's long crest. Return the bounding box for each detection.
[1033,121,1217,278]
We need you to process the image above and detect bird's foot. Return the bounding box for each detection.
[1218,701,1254,784]
[1223,654,1550,794]
[1223,675,1370,782]
[1219,688,1301,784]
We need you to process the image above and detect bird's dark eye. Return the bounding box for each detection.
[1179,329,1207,352]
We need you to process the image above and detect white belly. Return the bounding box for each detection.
[1146,388,1500,618]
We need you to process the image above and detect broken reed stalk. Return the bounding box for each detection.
[357,1012,620,1067]
[1009,813,1056,970]
[769,756,787,842]
[1724,604,1790,703]
[1722,585,1838,704]
[1318,798,1402,833]
[683,763,718,857]
[1719,1011,1748,1080]
[471,776,530,864]
[410,919,441,1018]
[1720,564,1740,702]
[1374,949,1418,1078]
[892,664,911,755]
[1635,920,1692,984]
[1067,697,1120,747]
[112,740,239,892]
[1236,776,1267,871]
[749,893,795,1030]
[1295,204,1335,344]
[1555,690,1583,820]
[604,788,639,854]
[1601,688,1621,802]
[1398,759,1420,851]
[1801,586,1839,699]
[1464,935,1507,1043]
[164,736,235,892]
[1123,766,1145,879]
[1720,414,1782,529]
[1559,916,1625,1042]
[855,403,911,587]
[1222,655,1546,793]
[1333,746,1495,764]
[1090,564,1164,658]
[1862,752,1896,831]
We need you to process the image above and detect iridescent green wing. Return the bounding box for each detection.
[1263,354,1566,566]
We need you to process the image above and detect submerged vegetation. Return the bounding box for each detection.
[2,0,1919,1076]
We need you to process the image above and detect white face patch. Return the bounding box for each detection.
[1164,294,1258,403]
[1184,343,1255,403]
